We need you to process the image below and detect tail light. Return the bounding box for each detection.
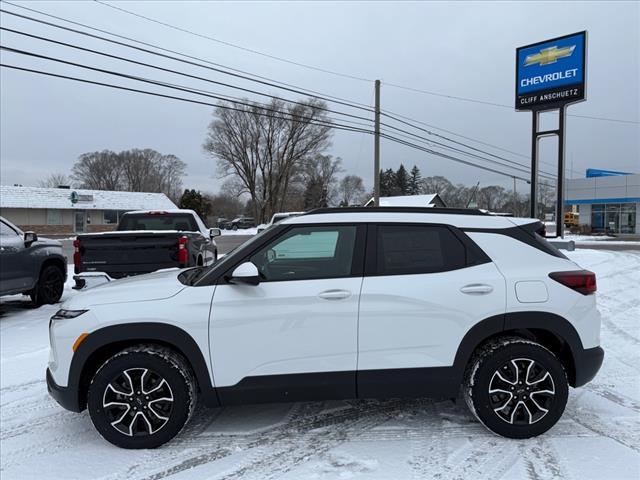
[73,239,81,274]
[177,235,188,265]
[549,270,596,295]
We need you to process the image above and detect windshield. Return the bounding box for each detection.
[118,213,197,232]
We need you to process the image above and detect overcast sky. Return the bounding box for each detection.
[1,0,638,195]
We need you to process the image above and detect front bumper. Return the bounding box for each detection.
[46,368,82,412]
[574,346,604,387]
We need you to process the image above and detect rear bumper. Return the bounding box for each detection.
[574,346,604,387]
[46,368,82,412]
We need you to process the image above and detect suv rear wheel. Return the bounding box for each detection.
[87,345,197,449]
[463,337,568,438]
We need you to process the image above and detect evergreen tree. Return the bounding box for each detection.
[395,164,409,195]
[178,189,211,220]
[408,165,422,195]
[380,168,397,196]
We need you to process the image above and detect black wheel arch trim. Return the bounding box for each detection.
[66,322,219,412]
[453,311,602,388]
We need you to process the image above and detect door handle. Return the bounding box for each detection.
[318,289,351,300]
[460,284,493,295]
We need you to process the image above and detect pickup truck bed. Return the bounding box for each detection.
[73,210,218,283]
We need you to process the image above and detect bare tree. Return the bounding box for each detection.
[72,150,122,190]
[71,149,185,200]
[338,175,365,206]
[203,98,332,223]
[301,154,343,209]
[38,172,71,188]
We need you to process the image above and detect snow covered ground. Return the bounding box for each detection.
[220,228,258,236]
[1,249,639,480]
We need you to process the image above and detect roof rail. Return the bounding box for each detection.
[304,207,490,216]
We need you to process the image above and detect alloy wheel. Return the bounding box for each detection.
[102,368,174,436]
[488,357,556,425]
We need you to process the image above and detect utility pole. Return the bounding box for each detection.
[513,176,517,216]
[373,80,381,207]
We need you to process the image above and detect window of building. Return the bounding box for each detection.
[103,210,118,224]
[590,203,636,234]
[249,225,357,282]
[46,209,63,225]
[376,225,466,275]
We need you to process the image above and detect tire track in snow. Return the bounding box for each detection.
[521,438,567,480]
[217,400,406,480]
[130,401,358,480]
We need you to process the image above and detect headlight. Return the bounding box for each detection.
[51,309,88,320]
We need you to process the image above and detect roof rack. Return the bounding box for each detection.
[304,207,490,216]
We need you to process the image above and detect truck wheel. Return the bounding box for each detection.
[87,345,197,449]
[30,265,65,306]
[463,337,568,439]
[232,224,238,231]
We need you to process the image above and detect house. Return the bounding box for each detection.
[0,185,178,235]
[364,193,446,208]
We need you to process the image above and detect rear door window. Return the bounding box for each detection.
[376,225,466,275]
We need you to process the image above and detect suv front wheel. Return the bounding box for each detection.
[87,345,197,449]
[463,337,568,439]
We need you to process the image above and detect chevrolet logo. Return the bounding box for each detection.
[524,45,576,67]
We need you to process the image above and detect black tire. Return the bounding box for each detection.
[30,265,65,306]
[87,345,197,449]
[463,337,568,439]
[232,224,238,231]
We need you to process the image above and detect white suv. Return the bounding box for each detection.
[47,207,603,448]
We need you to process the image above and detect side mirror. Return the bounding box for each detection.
[229,262,260,286]
[209,227,221,238]
[24,231,38,246]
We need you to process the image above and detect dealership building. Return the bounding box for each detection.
[0,185,177,235]
[565,169,639,234]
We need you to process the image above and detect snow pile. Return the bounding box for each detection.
[1,250,639,479]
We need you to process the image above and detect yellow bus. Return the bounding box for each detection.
[564,212,580,227]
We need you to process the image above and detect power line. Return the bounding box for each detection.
[81,1,640,126]
[0,3,374,112]
[382,109,529,159]
[2,62,549,182]
[383,82,640,125]
[93,0,374,83]
[380,133,531,182]
[0,26,375,125]
[9,0,635,126]
[378,124,556,180]
[381,109,583,176]
[0,18,551,177]
[0,63,373,135]
[380,113,557,178]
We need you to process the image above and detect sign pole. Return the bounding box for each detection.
[556,105,566,238]
[530,110,539,219]
[374,80,381,207]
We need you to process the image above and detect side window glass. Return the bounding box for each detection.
[377,225,466,275]
[249,225,356,281]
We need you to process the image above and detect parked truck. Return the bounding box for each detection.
[72,209,219,289]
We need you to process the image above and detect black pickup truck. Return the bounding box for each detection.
[73,210,219,289]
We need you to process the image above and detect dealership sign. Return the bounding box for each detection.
[515,31,586,110]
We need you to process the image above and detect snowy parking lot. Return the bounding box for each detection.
[1,248,639,480]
